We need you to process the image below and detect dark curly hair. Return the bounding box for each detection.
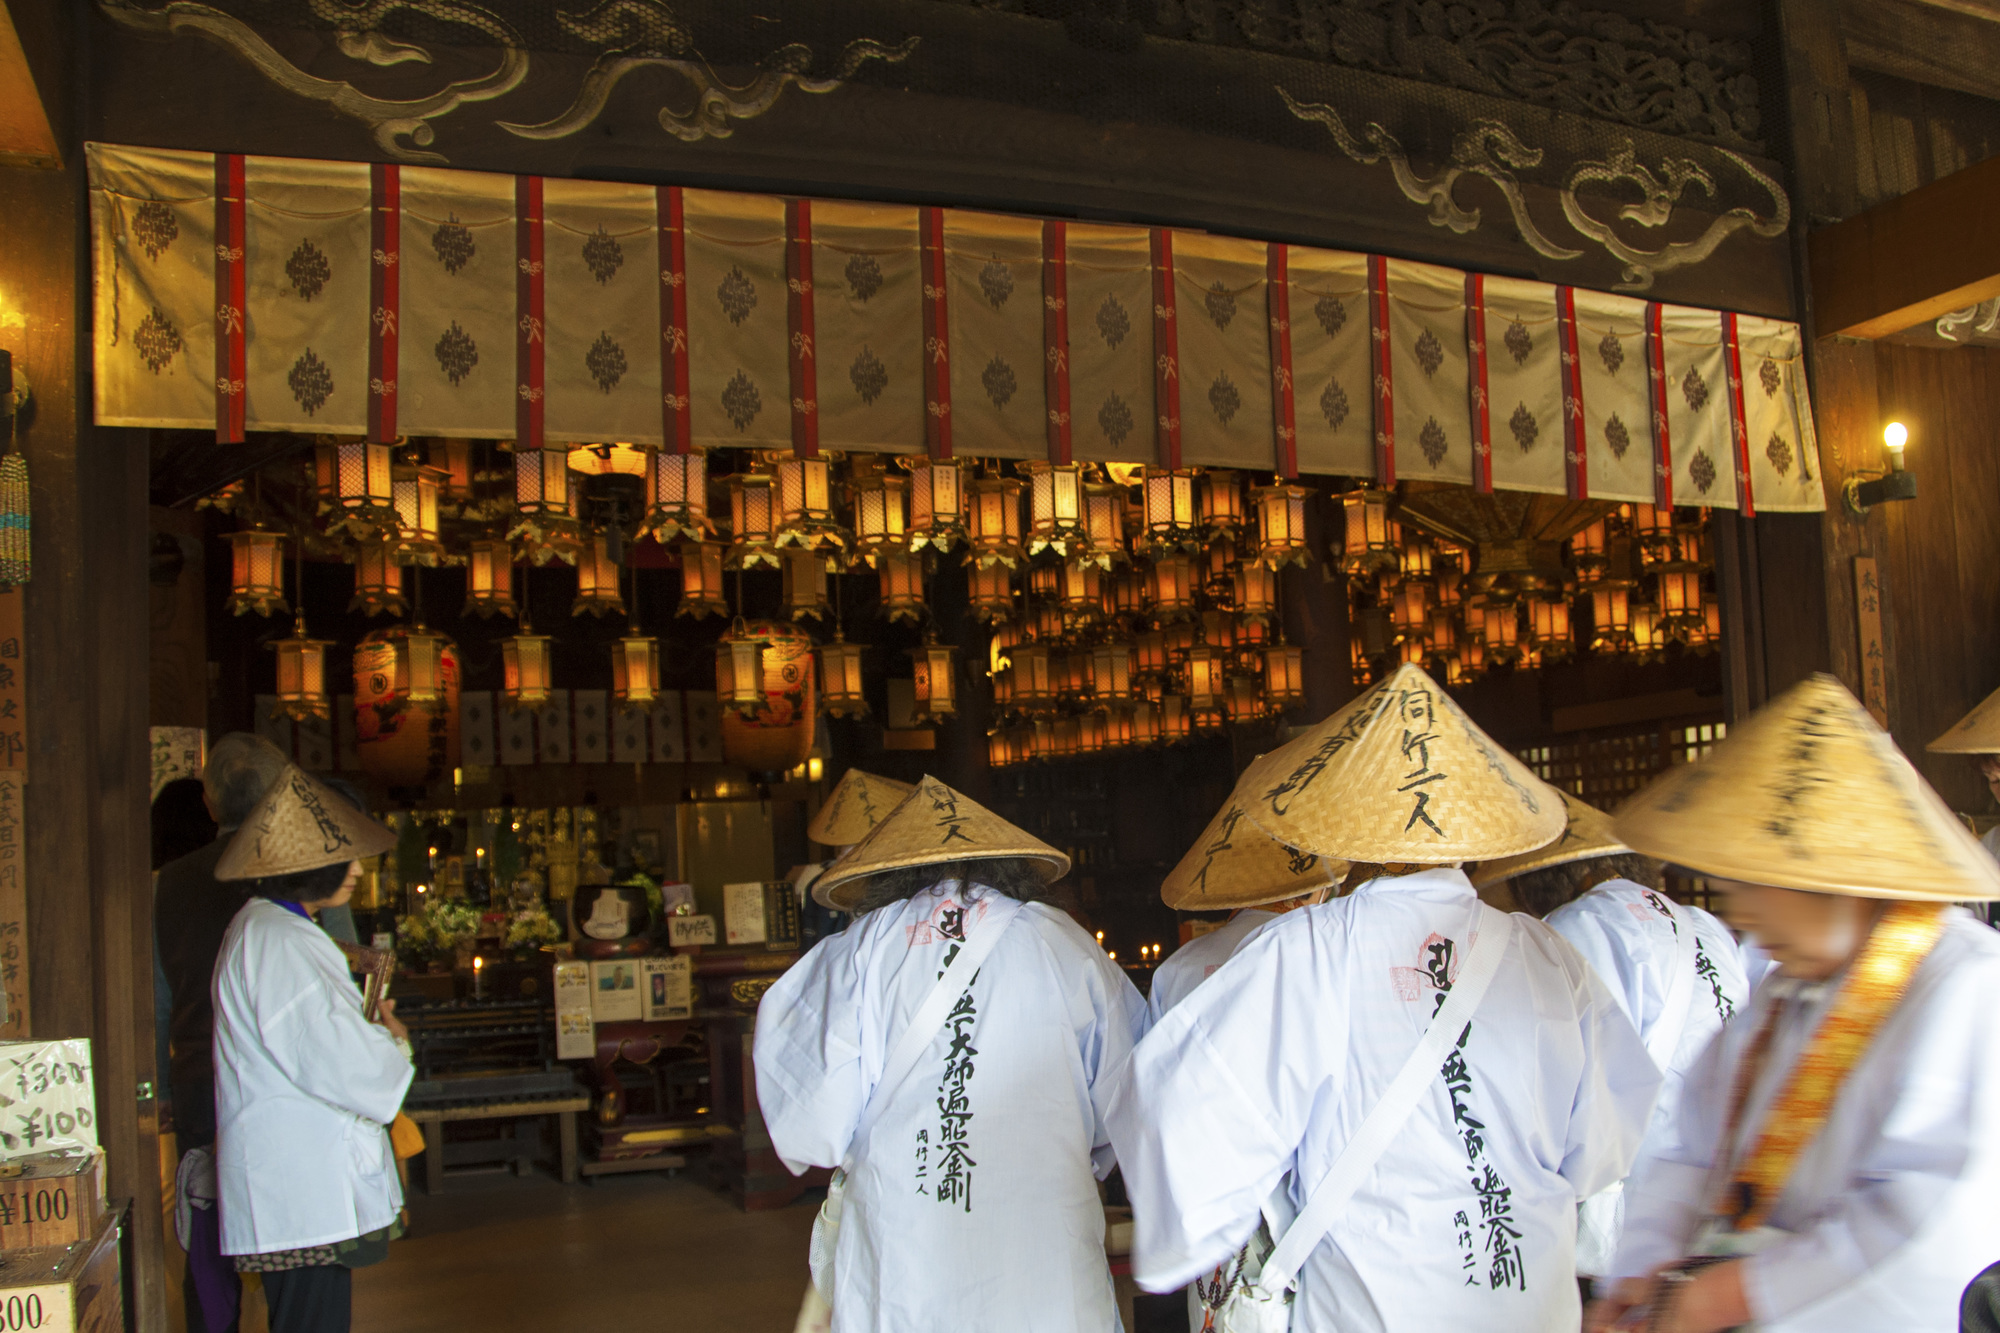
[1507,853,1664,919]
[848,856,1063,917]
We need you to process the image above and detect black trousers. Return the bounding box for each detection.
[262,1266,352,1333]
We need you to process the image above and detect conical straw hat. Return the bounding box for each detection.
[1161,794,1347,910]
[1470,790,1629,890]
[807,769,916,847]
[216,765,397,880]
[1614,674,2000,902]
[1241,663,1567,864]
[815,776,1070,911]
[1927,685,2000,754]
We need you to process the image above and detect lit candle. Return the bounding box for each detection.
[473,954,484,1001]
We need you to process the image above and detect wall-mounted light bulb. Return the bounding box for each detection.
[1884,421,1908,471]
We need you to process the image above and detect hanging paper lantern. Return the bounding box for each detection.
[1203,541,1237,602]
[782,549,831,623]
[567,442,651,478]
[390,463,446,565]
[353,624,460,787]
[1023,461,1086,557]
[677,542,728,619]
[848,464,910,560]
[1079,483,1129,569]
[721,620,817,770]
[1132,629,1168,678]
[987,729,1015,769]
[1349,635,1373,687]
[715,624,769,716]
[911,640,959,719]
[269,614,331,721]
[906,457,966,552]
[1629,503,1677,568]
[611,635,661,712]
[1162,619,1198,665]
[1129,700,1162,747]
[1160,693,1193,743]
[647,450,709,544]
[1235,615,1271,674]
[1107,568,1151,622]
[1263,641,1305,707]
[1252,483,1311,569]
[1701,598,1723,650]
[969,563,1015,623]
[349,538,408,618]
[818,633,870,719]
[968,475,1024,568]
[1091,642,1134,702]
[510,445,582,563]
[727,472,782,570]
[573,534,626,618]
[1025,600,1066,644]
[1434,564,1464,612]
[1200,470,1246,536]
[462,539,518,619]
[321,439,397,536]
[1657,565,1705,632]
[1569,519,1611,584]
[1224,675,1264,724]
[878,549,925,624]
[1186,639,1225,712]
[1076,710,1107,755]
[991,663,1016,709]
[1390,581,1430,642]
[1631,602,1665,661]
[430,438,474,499]
[501,633,554,712]
[1590,582,1634,652]
[1011,644,1056,712]
[227,529,289,617]
[1199,609,1238,653]
[775,453,846,551]
[1399,638,1428,666]
[989,618,1023,671]
[1459,630,1487,675]
[1059,562,1102,618]
[1234,560,1277,624]
[1340,489,1398,578]
[1140,467,1200,554]
[1427,610,1457,657]
[1479,600,1522,666]
[1150,554,1197,620]
[1400,528,1435,581]
[1529,596,1573,660]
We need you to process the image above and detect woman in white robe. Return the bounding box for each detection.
[756,778,1148,1333]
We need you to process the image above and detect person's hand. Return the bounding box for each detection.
[1583,1275,1655,1332]
[376,998,410,1045]
[1666,1261,1748,1333]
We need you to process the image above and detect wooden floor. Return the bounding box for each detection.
[352,1169,820,1333]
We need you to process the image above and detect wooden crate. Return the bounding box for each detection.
[0,1201,123,1333]
[0,1155,102,1252]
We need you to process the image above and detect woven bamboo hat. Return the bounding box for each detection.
[1161,794,1347,910]
[1614,674,2000,901]
[1470,790,1629,890]
[1241,662,1567,864]
[1927,685,2000,754]
[814,776,1070,911]
[215,765,397,880]
[807,769,916,848]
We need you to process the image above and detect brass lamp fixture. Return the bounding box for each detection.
[227,529,289,617]
[397,622,453,705]
[782,549,831,623]
[1844,421,1919,515]
[1589,581,1634,652]
[572,533,626,617]
[1079,483,1129,569]
[390,463,445,565]
[1262,640,1305,708]
[269,540,328,721]
[1527,595,1573,661]
[1140,467,1200,554]
[318,439,397,537]
[611,629,661,713]
[715,619,770,716]
[1252,482,1311,569]
[500,575,555,712]
[510,445,582,563]
[1150,554,1197,620]
[969,563,1015,623]
[1339,488,1398,579]
[349,537,408,617]
[911,637,959,720]
[967,474,1025,568]
[878,549,925,624]
[1200,470,1246,537]
[849,462,910,560]
[1091,641,1134,702]
[774,452,847,551]
[726,471,782,570]
[819,632,869,718]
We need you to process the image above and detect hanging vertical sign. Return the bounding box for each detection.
[367,163,400,443]
[1465,272,1493,494]
[0,587,26,1036]
[1367,255,1394,486]
[1557,286,1588,499]
[1854,555,1888,727]
[515,176,546,451]
[1266,243,1298,479]
[1646,302,1674,508]
[213,153,247,445]
[785,199,820,458]
[1042,219,1072,464]
[920,207,953,459]
[1150,229,1181,468]
[1722,311,1757,517]
[657,186,692,454]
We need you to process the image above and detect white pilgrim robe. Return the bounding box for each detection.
[1147,909,1275,1023]
[1545,880,1753,1274]
[1109,868,1661,1333]
[755,883,1149,1333]
[1614,909,2000,1331]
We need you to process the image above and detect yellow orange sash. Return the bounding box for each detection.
[1721,900,1948,1230]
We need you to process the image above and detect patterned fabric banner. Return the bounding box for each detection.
[84,144,1825,512]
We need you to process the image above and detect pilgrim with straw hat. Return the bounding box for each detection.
[1926,682,2000,868]
[207,766,412,1332]
[1586,675,2000,1333]
[1473,790,1754,1289]
[755,776,1147,1333]
[795,768,915,912]
[1109,663,1660,1333]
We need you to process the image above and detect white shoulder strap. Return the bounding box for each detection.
[1256,903,1515,1297]
[1644,891,1700,1072]
[847,892,1025,1160]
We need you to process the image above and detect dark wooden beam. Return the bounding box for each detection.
[1808,151,2000,338]
[1844,0,2000,104]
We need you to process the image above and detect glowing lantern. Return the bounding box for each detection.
[911,639,959,719]
[1057,651,1089,701]
[1081,484,1128,568]
[991,665,1015,709]
[1631,602,1664,660]
[1026,601,1066,644]
[270,613,331,721]
[1400,528,1434,581]
[969,476,1024,568]
[1570,520,1610,582]
[1024,718,1054,760]
[464,539,516,619]
[1263,641,1305,707]
[349,539,407,617]
[1234,561,1277,623]
[987,729,1017,768]
[1528,597,1573,660]
[1204,541,1236,600]
[778,550,828,623]
[1133,629,1168,677]
[567,443,650,478]
[1162,619,1198,664]
[511,446,580,563]
[989,619,1023,671]
[501,633,554,711]
[772,453,844,551]
[1108,568,1150,621]
[818,633,869,718]
[324,440,396,523]
[1141,468,1200,552]
[677,542,728,619]
[647,450,709,543]
[1076,710,1107,755]
[1151,554,1197,619]
[878,550,925,624]
[1186,640,1225,711]
[1011,645,1056,711]
[1658,566,1705,630]
[969,563,1015,623]
[1340,489,1397,577]
[1060,563,1102,617]
[1591,582,1634,651]
[390,464,445,564]
[611,635,661,711]
[906,457,965,551]
[1028,564,1062,601]
[1160,694,1192,743]
[715,624,770,716]
[1435,565,1464,611]
[849,466,910,559]
[1200,470,1246,536]
[1702,598,1723,647]
[353,625,459,786]
[1390,581,1429,641]
[721,620,817,770]
[1199,609,1237,652]
[1251,483,1311,569]
[1101,706,1133,749]
[227,530,289,617]
[1479,600,1522,665]
[1091,642,1133,701]
[1460,631,1486,674]
[571,534,626,617]
[1130,700,1162,746]
[1428,612,1457,657]
[1630,503,1677,566]
[1225,675,1264,723]
[393,624,452,704]
[431,438,474,498]
[1023,462,1086,556]
[727,472,782,569]
[1051,717,1080,758]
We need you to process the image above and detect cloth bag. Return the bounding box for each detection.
[1200,906,1515,1333]
[794,894,1026,1330]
